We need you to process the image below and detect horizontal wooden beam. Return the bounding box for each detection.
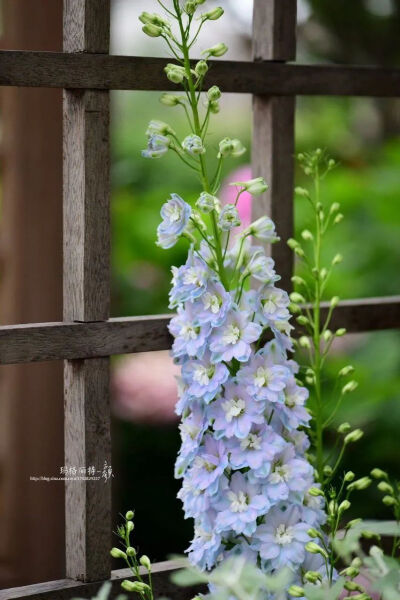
[0,297,399,365]
[0,559,203,600]
[1,51,400,96]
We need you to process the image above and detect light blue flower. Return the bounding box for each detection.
[227,424,286,474]
[175,402,207,477]
[187,511,222,570]
[169,250,209,308]
[182,134,205,156]
[265,445,314,503]
[191,279,232,327]
[244,249,279,284]
[157,193,191,249]
[237,350,290,403]
[178,475,211,518]
[182,352,229,403]
[169,303,211,359]
[189,435,228,495]
[254,505,310,570]
[302,489,327,527]
[215,472,270,536]
[208,381,264,439]
[258,285,291,329]
[275,377,311,430]
[218,204,241,231]
[209,309,261,363]
[142,133,170,159]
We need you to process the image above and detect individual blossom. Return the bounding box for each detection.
[243,216,279,242]
[196,192,220,213]
[218,204,241,231]
[142,133,170,159]
[169,303,211,359]
[209,309,261,363]
[265,445,314,503]
[218,138,246,159]
[182,352,229,403]
[178,474,211,518]
[301,488,327,527]
[189,436,228,495]
[230,176,268,196]
[275,377,311,431]
[254,505,310,570]
[187,511,223,570]
[157,193,191,248]
[146,119,174,136]
[202,42,228,58]
[169,250,209,307]
[243,249,279,284]
[214,472,270,536]
[208,381,264,439]
[257,285,291,328]
[228,424,286,475]
[182,134,205,156]
[237,350,290,403]
[191,279,232,327]
[175,402,207,477]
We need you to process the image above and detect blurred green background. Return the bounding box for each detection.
[110,0,400,562]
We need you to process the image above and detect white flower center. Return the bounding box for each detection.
[228,490,249,513]
[183,267,203,287]
[222,323,241,345]
[270,463,291,483]
[193,365,214,386]
[222,397,246,422]
[274,524,294,545]
[203,292,221,314]
[180,323,198,341]
[165,203,181,222]
[285,392,297,409]
[180,422,200,441]
[194,456,217,473]
[241,433,262,451]
[254,366,271,388]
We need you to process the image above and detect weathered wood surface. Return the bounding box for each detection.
[0,298,399,365]
[1,51,400,96]
[63,0,112,583]
[252,0,296,293]
[0,560,204,600]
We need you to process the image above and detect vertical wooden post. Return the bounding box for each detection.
[252,0,297,292]
[63,0,111,583]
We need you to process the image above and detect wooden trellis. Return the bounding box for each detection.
[0,0,399,598]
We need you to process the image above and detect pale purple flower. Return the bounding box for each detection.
[218,204,241,231]
[244,249,279,284]
[258,285,291,328]
[215,472,270,536]
[209,382,264,439]
[237,350,290,403]
[169,250,209,307]
[275,378,311,430]
[209,310,261,363]
[169,303,211,359]
[182,134,205,156]
[142,133,170,159]
[187,511,222,570]
[182,352,229,403]
[157,193,191,249]
[178,476,211,518]
[265,445,314,503]
[189,436,228,495]
[254,505,310,570]
[191,280,232,327]
[302,489,327,527]
[228,424,285,474]
[175,402,207,477]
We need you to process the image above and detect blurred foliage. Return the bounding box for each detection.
[111,6,400,561]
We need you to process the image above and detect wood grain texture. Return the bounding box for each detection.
[1,298,399,365]
[252,0,297,293]
[63,0,111,583]
[0,560,205,600]
[1,51,400,96]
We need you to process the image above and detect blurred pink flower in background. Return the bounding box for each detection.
[220,165,253,234]
[112,166,253,425]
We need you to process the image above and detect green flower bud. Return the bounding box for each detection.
[330,202,340,213]
[338,422,351,434]
[382,495,396,506]
[371,468,388,480]
[125,510,134,520]
[294,246,305,257]
[126,520,134,533]
[164,64,186,84]
[289,302,301,314]
[290,292,305,304]
[339,365,354,377]
[342,380,358,394]
[305,542,328,558]
[332,253,343,265]
[218,137,246,158]
[323,329,333,342]
[378,481,394,494]
[160,93,182,106]
[308,487,324,497]
[339,500,351,513]
[334,213,344,224]
[328,500,338,515]
[328,159,336,169]
[202,43,228,57]
[323,465,333,476]
[307,528,320,538]
[344,429,364,444]
[301,229,313,241]
[126,546,136,557]
[142,23,163,37]
[348,476,371,491]
[287,238,299,250]
[336,328,347,337]
[139,12,168,27]
[344,581,363,592]
[344,471,355,482]
[140,555,151,571]
[121,580,150,593]
[296,315,309,326]
[295,187,309,197]
[202,7,224,20]
[184,1,197,15]
[110,547,127,559]
[288,585,304,597]
[330,296,340,308]
[351,556,363,568]
[209,100,220,114]
[299,336,311,349]
[340,566,360,578]
[346,518,362,530]
[291,275,306,286]
[304,571,322,583]
[207,85,222,101]
[195,60,208,77]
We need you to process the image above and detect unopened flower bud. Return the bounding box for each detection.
[307,528,320,538]
[287,238,299,250]
[338,422,351,434]
[332,253,343,265]
[126,520,134,533]
[336,328,346,337]
[299,336,311,348]
[344,581,363,592]
[323,465,333,476]
[330,202,340,213]
[382,495,396,506]
[140,555,151,571]
[371,468,388,480]
[142,23,163,37]
[291,275,306,286]
[196,192,220,213]
[348,476,371,491]
[160,93,182,106]
[342,380,358,394]
[305,542,328,558]
[339,365,354,377]
[290,292,305,304]
[126,546,136,557]
[294,246,305,257]
[202,7,224,20]
[346,518,362,529]
[339,500,351,513]
[122,581,150,593]
[344,471,355,482]
[296,315,309,326]
[334,213,344,224]
[308,487,324,497]
[184,1,197,15]
[125,510,134,520]
[378,481,394,494]
[323,329,333,342]
[340,566,359,578]
[209,100,220,113]
[195,60,208,77]
[295,187,309,197]
[207,85,221,101]
[344,429,363,444]
[351,556,363,568]
[304,571,322,583]
[328,500,338,515]
[330,296,340,308]
[110,547,127,559]
[165,64,186,84]
[230,177,268,196]
[301,229,313,241]
[288,585,304,597]
[202,43,228,57]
